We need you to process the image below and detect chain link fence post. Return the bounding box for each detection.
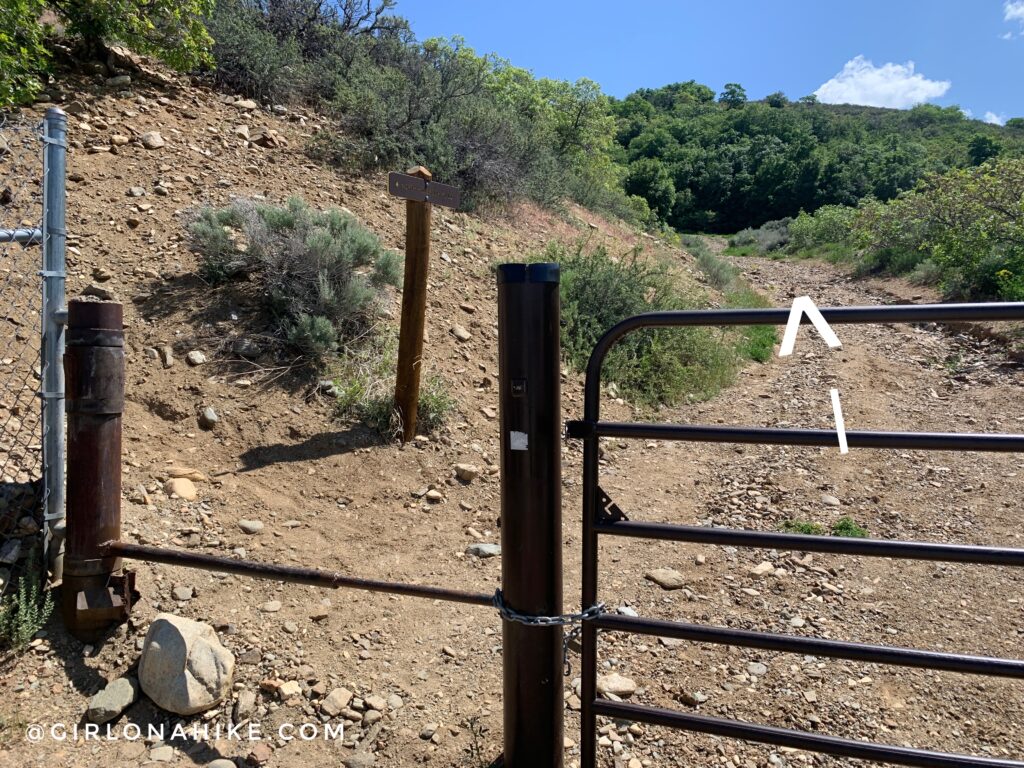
[496,263,564,768]
[41,107,67,579]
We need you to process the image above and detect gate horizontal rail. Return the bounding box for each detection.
[593,519,1024,565]
[576,301,1024,768]
[594,613,1024,678]
[101,541,495,606]
[592,701,1024,768]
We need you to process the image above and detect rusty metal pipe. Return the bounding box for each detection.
[100,541,494,607]
[62,300,128,641]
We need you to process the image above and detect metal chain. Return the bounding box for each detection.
[492,589,606,676]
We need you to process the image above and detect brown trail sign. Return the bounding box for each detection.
[389,167,461,442]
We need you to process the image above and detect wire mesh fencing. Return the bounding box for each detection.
[0,112,48,597]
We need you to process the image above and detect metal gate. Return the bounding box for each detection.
[566,302,1024,768]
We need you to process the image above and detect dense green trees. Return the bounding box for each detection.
[610,83,1024,232]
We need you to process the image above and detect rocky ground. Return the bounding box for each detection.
[1,69,1023,768]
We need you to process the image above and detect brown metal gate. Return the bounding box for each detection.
[566,302,1024,768]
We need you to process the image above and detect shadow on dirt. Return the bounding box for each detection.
[237,425,385,472]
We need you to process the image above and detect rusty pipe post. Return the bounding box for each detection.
[497,263,563,768]
[62,299,129,641]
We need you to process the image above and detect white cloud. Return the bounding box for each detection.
[814,56,951,109]
[1006,1,1024,25]
[984,111,1007,125]
[1001,31,1015,40]
[961,107,974,118]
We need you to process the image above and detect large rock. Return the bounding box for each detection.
[139,614,234,715]
[87,676,139,723]
[597,672,637,698]
[645,568,685,590]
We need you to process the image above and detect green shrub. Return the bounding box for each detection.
[831,517,868,538]
[0,549,53,652]
[188,197,400,363]
[331,335,454,437]
[540,241,742,408]
[729,218,792,253]
[357,376,454,438]
[0,0,50,107]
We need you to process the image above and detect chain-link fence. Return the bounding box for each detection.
[0,108,66,600]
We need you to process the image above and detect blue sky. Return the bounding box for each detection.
[395,1,1024,124]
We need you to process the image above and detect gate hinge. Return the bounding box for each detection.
[598,487,628,523]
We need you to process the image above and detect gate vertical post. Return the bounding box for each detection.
[61,299,127,641]
[41,107,68,577]
[497,263,563,768]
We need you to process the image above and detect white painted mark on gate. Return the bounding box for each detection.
[779,296,842,357]
[510,431,529,451]
[830,388,849,454]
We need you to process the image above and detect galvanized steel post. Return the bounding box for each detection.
[497,263,563,768]
[41,107,68,577]
[62,300,129,641]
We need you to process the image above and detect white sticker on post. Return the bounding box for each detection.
[510,431,529,451]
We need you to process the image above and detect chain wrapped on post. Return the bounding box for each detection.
[492,589,606,676]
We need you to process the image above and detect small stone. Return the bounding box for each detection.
[821,494,841,506]
[238,519,264,534]
[106,75,132,88]
[597,672,636,698]
[679,690,708,706]
[459,302,477,313]
[199,407,219,430]
[321,687,353,717]
[127,186,146,197]
[247,742,273,764]
[750,561,774,577]
[364,694,387,711]
[206,760,237,768]
[451,325,472,342]
[425,489,443,503]
[747,661,769,677]
[164,477,197,501]
[259,600,281,613]
[465,543,500,558]
[186,351,207,366]
[342,754,375,768]
[386,693,404,710]
[362,709,382,726]
[110,134,130,146]
[645,568,685,590]
[420,723,438,740]
[159,345,174,368]
[140,131,165,149]
[150,745,174,762]
[454,463,479,482]
[82,283,115,300]
[234,689,257,720]
[282,621,298,634]
[234,99,259,110]
[277,680,301,700]
[172,586,193,602]
[233,125,250,140]
[789,616,806,628]
[86,676,139,723]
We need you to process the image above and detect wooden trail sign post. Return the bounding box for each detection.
[389,167,461,442]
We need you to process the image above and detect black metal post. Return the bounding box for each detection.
[62,300,132,641]
[497,263,563,768]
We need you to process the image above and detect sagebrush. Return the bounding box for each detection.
[189,197,400,362]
